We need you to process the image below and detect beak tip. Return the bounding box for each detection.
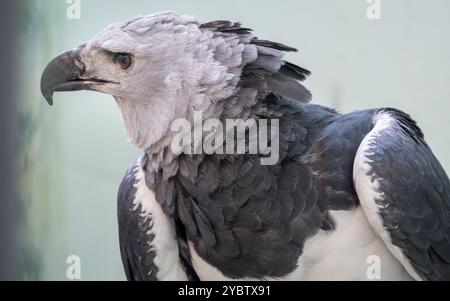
[42,88,54,106]
[41,72,54,106]
[40,46,85,107]
[46,97,54,106]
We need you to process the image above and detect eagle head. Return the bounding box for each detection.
[41,12,308,150]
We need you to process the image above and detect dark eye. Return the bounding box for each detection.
[113,53,132,70]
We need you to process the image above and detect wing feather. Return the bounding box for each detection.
[354,108,450,281]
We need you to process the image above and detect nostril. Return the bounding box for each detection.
[71,43,87,76]
[73,58,86,76]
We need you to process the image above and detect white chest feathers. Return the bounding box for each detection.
[133,167,188,281]
[135,165,412,281]
[189,208,413,281]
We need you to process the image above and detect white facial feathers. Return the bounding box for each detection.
[79,12,260,150]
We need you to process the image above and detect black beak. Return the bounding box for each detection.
[41,44,116,105]
[40,46,87,105]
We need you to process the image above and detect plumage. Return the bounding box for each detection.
[40,12,450,281]
[354,108,450,280]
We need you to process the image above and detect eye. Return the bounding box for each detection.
[113,53,132,70]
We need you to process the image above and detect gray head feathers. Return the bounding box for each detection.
[88,12,312,152]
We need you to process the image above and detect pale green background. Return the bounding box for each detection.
[20,0,450,280]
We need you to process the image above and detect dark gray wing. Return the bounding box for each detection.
[118,161,199,281]
[117,162,159,281]
[307,110,375,210]
[173,99,337,279]
[355,108,450,281]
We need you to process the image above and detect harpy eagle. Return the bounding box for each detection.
[40,12,450,281]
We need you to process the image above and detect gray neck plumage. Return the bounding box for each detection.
[139,28,315,188]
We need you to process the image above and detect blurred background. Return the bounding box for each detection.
[0,0,449,280]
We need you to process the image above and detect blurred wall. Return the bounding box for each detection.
[0,0,23,281]
[20,0,450,280]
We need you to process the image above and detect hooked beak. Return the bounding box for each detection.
[40,45,116,105]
